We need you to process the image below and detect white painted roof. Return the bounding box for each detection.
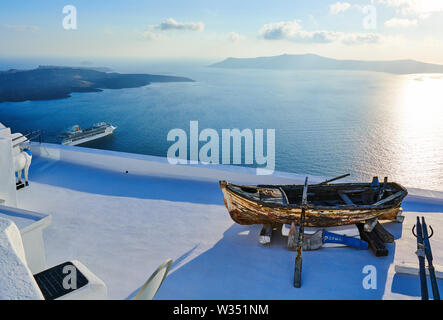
[12,143,443,299]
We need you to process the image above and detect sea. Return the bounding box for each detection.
[1,58,442,191]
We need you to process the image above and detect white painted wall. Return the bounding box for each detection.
[0,217,44,300]
[57,260,107,300]
[0,205,52,273]
[0,122,9,135]
[0,136,17,207]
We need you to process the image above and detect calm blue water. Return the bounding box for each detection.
[1,59,443,191]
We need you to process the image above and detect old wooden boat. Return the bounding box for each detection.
[219,177,408,227]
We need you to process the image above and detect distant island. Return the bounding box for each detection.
[210,53,443,74]
[0,66,194,103]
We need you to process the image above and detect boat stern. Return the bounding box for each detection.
[219,180,231,209]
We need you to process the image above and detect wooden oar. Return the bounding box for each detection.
[318,173,350,185]
[294,177,308,288]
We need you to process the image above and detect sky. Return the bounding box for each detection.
[1,0,443,63]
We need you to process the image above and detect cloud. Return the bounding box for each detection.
[154,18,204,32]
[377,0,411,6]
[258,20,340,43]
[294,30,342,43]
[377,0,443,19]
[4,24,39,32]
[229,32,245,43]
[259,20,302,40]
[143,18,204,41]
[329,2,351,15]
[384,17,418,27]
[341,33,382,45]
[259,19,382,45]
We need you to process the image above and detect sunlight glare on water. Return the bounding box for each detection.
[386,75,443,190]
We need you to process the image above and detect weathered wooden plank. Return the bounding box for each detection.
[341,189,370,194]
[357,223,388,257]
[338,191,355,206]
[395,262,443,279]
[373,222,394,243]
[373,191,404,206]
[279,187,289,205]
[364,217,378,232]
[395,209,405,223]
[259,224,273,245]
[377,177,388,202]
[287,222,298,251]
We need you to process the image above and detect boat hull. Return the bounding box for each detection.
[220,181,405,227]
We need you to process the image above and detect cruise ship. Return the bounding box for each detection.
[59,122,116,146]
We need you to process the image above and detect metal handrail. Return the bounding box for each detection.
[12,130,42,148]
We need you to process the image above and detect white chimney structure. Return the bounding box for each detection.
[0,123,18,207]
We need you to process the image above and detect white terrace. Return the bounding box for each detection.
[1,124,443,299]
